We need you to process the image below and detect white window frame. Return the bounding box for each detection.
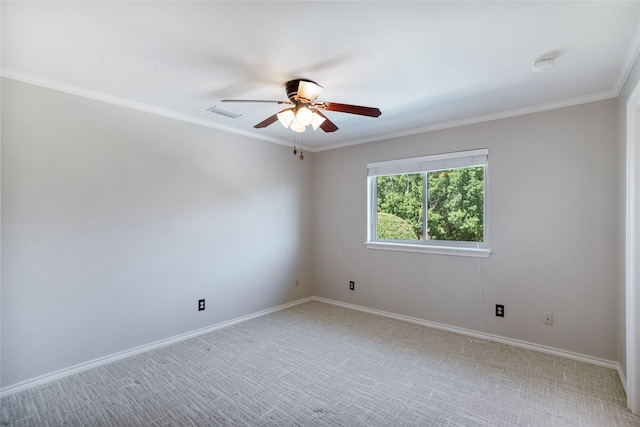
[365,148,491,258]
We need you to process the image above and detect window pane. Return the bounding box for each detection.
[426,166,484,242]
[376,174,423,240]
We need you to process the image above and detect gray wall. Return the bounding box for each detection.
[311,99,619,361]
[0,75,624,389]
[1,78,314,387]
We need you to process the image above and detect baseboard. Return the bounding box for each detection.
[2,295,622,398]
[0,296,313,397]
[312,296,620,371]
[618,363,628,395]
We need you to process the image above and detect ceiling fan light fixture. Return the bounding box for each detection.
[289,120,306,133]
[297,80,323,102]
[311,111,326,130]
[277,109,295,128]
[295,106,314,126]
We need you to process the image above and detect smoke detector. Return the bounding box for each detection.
[532,57,555,72]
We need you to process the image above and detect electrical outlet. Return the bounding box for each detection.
[198,299,205,311]
[544,312,553,325]
[496,304,504,317]
[349,281,355,291]
[295,278,299,287]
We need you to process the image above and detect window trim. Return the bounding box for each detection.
[366,149,491,258]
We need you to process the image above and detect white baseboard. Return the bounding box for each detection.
[619,364,628,395]
[2,295,623,397]
[312,296,621,371]
[0,297,313,397]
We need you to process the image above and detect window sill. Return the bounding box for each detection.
[364,241,491,258]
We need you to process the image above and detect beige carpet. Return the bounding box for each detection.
[2,300,639,426]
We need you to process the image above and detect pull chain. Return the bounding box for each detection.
[299,135,304,160]
[292,134,304,160]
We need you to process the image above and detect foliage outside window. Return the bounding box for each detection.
[366,149,490,257]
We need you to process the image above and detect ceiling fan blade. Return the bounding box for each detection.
[313,110,339,132]
[221,99,292,104]
[316,102,381,117]
[254,114,279,128]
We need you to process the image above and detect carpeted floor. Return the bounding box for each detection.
[1,300,639,426]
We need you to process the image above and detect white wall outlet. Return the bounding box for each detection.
[544,312,553,325]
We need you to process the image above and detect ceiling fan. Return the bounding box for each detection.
[220,79,381,133]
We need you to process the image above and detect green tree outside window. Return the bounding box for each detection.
[376,166,484,242]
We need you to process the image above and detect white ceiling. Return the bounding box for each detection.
[3,1,640,151]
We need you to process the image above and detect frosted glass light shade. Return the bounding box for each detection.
[277,109,295,128]
[311,112,326,130]
[296,107,313,126]
[276,106,326,133]
[289,120,306,133]
[297,80,323,102]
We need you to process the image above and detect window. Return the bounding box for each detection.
[366,149,490,257]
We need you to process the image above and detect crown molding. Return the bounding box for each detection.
[0,67,622,154]
[0,67,294,149]
[314,89,618,152]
